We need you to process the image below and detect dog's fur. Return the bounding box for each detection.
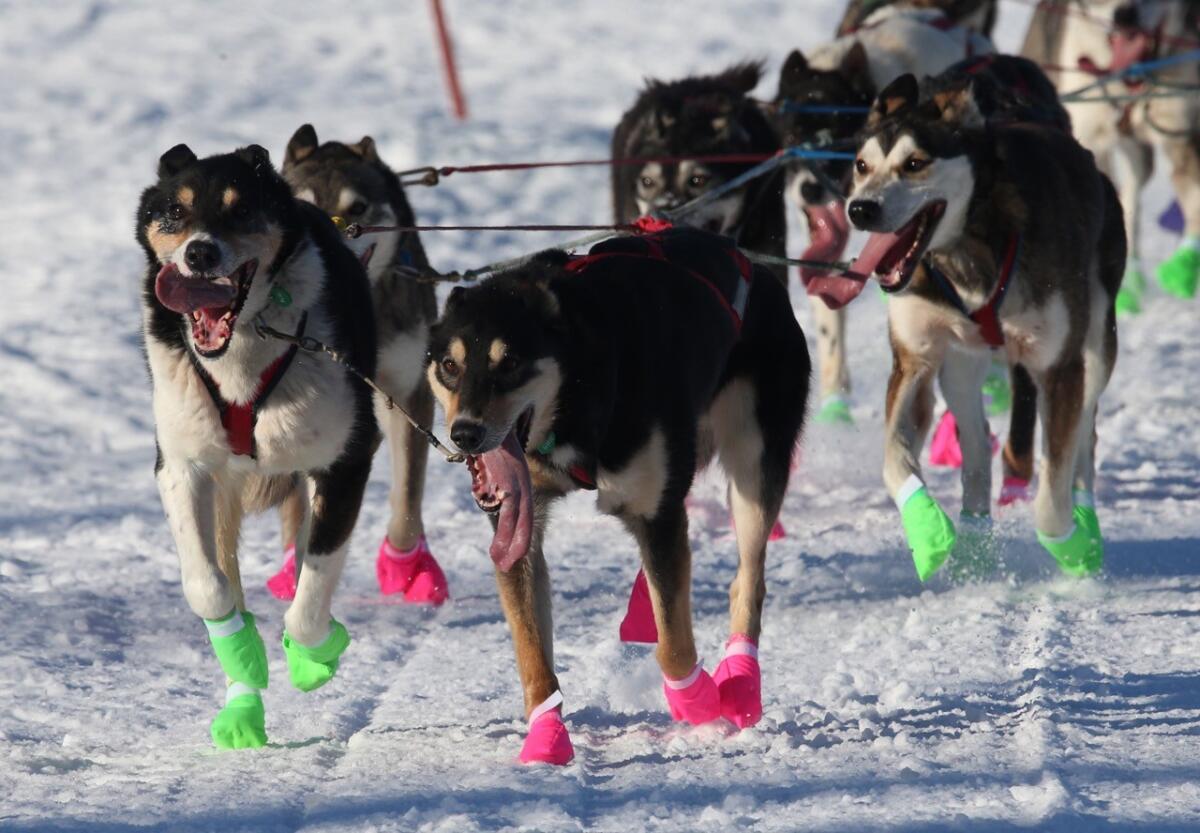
[139,144,377,650]
[837,0,998,37]
[281,125,438,555]
[1023,0,1200,266]
[426,231,809,719]
[611,63,788,283]
[774,6,992,404]
[847,74,1122,541]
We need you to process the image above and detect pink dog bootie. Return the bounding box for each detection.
[712,634,761,729]
[998,476,1032,507]
[266,544,298,601]
[376,536,449,605]
[929,411,963,468]
[619,568,658,643]
[769,519,786,541]
[663,664,722,725]
[518,691,574,765]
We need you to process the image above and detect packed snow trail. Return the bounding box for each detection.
[1,2,1198,830]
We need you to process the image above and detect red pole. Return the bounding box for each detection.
[429,0,468,121]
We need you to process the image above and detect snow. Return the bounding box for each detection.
[2,1,1199,830]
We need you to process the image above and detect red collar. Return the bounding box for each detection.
[924,235,1020,348]
[189,314,305,457]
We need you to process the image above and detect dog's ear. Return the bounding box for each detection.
[931,82,986,129]
[871,74,919,122]
[840,42,870,83]
[236,144,273,172]
[445,285,467,311]
[158,144,197,179]
[350,136,381,163]
[781,49,808,78]
[285,124,319,167]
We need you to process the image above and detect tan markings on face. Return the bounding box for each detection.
[426,363,457,420]
[449,337,467,366]
[337,188,366,214]
[222,187,239,208]
[177,186,194,209]
[146,225,189,261]
[488,338,508,368]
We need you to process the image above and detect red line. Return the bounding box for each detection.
[436,152,776,176]
[429,0,468,121]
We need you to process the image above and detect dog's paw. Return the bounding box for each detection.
[1157,242,1200,299]
[205,610,269,689]
[1038,505,1103,577]
[899,486,956,581]
[713,636,761,730]
[945,513,997,583]
[282,619,350,692]
[519,710,574,766]
[663,665,722,725]
[814,395,854,426]
[210,691,267,750]
[265,546,298,601]
[376,536,450,605]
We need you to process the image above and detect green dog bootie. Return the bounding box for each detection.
[1157,241,1200,299]
[1115,262,1147,316]
[946,512,998,582]
[897,476,957,581]
[283,618,350,692]
[211,682,267,750]
[982,365,1012,416]
[205,610,268,689]
[1037,494,1103,577]
[814,394,854,426]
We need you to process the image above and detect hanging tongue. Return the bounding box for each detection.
[1108,28,1151,74]
[155,263,236,314]
[472,431,534,572]
[800,203,863,310]
[847,213,927,287]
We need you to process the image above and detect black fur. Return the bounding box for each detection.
[610,64,788,283]
[919,54,1071,132]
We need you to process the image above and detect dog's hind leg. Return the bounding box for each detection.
[1157,134,1200,298]
[627,504,720,726]
[883,327,954,581]
[493,494,573,764]
[812,301,852,423]
[1111,137,1153,311]
[375,384,449,604]
[157,461,269,748]
[282,453,371,693]
[1000,363,1037,505]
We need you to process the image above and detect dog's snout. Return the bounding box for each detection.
[450,419,487,453]
[184,240,221,273]
[847,199,882,229]
[799,181,825,204]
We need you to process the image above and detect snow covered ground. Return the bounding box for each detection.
[2,1,1199,830]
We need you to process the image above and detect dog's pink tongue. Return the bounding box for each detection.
[155,263,236,314]
[848,229,906,285]
[478,431,534,572]
[1108,29,1151,73]
[801,203,863,310]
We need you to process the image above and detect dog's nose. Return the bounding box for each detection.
[799,181,824,204]
[847,199,882,229]
[184,240,221,273]
[450,419,487,453]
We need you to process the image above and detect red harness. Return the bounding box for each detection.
[924,235,1020,348]
[189,315,305,458]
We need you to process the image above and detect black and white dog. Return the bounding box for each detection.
[138,144,377,748]
[263,125,449,606]
[426,228,810,764]
[611,63,788,283]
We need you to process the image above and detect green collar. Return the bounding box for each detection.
[535,431,556,456]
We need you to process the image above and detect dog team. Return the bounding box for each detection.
[137,0,1196,763]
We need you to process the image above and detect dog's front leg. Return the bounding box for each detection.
[812,299,852,423]
[1159,134,1200,298]
[282,453,371,693]
[157,459,269,748]
[883,334,954,581]
[493,492,572,764]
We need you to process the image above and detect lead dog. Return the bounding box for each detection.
[261,125,449,606]
[426,228,809,763]
[845,73,1123,580]
[773,7,992,422]
[139,144,377,748]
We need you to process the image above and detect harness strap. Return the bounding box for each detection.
[923,235,1020,348]
[189,314,307,458]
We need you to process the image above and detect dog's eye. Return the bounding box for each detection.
[166,203,187,222]
[497,353,521,374]
[639,176,656,189]
[689,174,708,188]
[854,158,868,175]
[231,203,251,220]
[440,357,460,379]
[903,156,930,174]
[347,200,368,216]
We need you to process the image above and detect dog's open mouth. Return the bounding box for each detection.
[155,260,257,355]
[849,201,945,293]
[465,407,534,572]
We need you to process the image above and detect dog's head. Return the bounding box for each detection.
[615,63,777,233]
[137,144,299,357]
[281,124,402,281]
[773,44,873,208]
[845,74,979,294]
[426,255,566,461]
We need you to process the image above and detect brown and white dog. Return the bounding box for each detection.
[845,74,1123,579]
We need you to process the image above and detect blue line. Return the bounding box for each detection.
[778,102,872,115]
[783,146,856,161]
